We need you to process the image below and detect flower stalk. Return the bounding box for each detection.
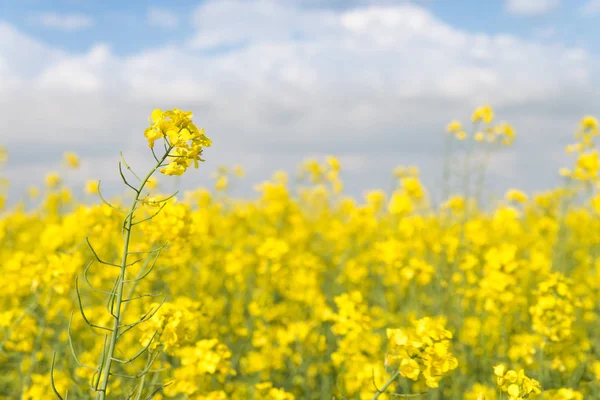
[95,146,172,399]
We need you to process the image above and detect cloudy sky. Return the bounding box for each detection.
[1,0,600,203]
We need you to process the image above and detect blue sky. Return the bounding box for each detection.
[1,0,600,202]
[3,0,599,53]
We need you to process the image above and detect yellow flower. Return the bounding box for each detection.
[145,108,211,176]
[572,151,599,181]
[399,358,420,380]
[233,165,245,177]
[0,146,7,164]
[505,189,528,203]
[472,105,494,124]
[63,151,80,168]
[465,383,496,400]
[146,177,159,189]
[591,361,600,380]
[507,384,519,397]
[496,122,516,145]
[442,195,465,212]
[386,318,457,388]
[494,364,506,377]
[27,186,39,199]
[446,120,462,133]
[326,156,341,172]
[581,115,598,131]
[559,168,571,177]
[85,180,99,194]
[45,172,61,188]
[388,191,412,215]
[495,366,541,398]
[215,176,228,191]
[365,190,386,211]
[160,162,186,176]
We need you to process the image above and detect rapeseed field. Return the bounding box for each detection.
[0,106,599,399]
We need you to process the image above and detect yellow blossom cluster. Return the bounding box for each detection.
[139,298,200,353]
[144,108,212,176]
[386,317,458,388]
[494,365,542,400]
[562,116,600,182]
[530,273,577,343]
[445,105,515,145]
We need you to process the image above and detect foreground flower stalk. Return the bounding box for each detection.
[49,109,211,399]
[94,146,172,400]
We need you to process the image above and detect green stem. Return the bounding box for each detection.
[371,370,400,400]
[121,249,159,318]
[96,146,171,399]
[133,353,153,400]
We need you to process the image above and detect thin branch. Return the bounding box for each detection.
[93,336,109,391]
[124,248,162,283]
[50,353,65,400]
[144,381,172,400]
[106,275,121,319]
[371,370,400,400]
[109,351,160,380]
[126,257,145,267]
[67,312,96,370]
[132,203,167,226]
[120,151,141,181]
[119,298,165,330]
[150,147,160,163]
[86,237,120,268]
[83,262,113,295]
[127,242,168,255]
[111,331,158,364]
[371,368,382,393]
[119,162,140,194]
[122,293,162,303]
[111,353,159,379]
[75,277,113,333]
[137,191,179,205]
[97,181,126,214]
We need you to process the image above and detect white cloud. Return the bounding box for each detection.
[580,0,600,15]
[147,7,179,29]
[31,12,93,31]
[533,26,557,40]
[0,0,598,201]
[36,45,114,92]
[505,0,560,16]
[189,0,336,49]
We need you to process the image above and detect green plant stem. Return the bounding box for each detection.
[96,146,171,400]
[371,370,400,400]
[133,353,153,400]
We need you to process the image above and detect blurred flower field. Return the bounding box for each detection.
[1,107,600,399]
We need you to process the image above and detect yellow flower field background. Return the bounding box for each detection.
[0,106,599,399]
